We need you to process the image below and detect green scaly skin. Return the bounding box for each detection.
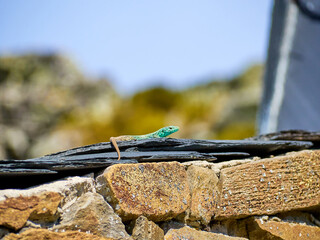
[110,126,179,160]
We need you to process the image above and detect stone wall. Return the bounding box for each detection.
[1,150,319,239]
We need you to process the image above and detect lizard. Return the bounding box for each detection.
[110,126,179,160]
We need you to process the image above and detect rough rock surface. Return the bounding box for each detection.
[0,177,95,231]
[54,192,131,239]
[216,150,320,219]
[0,176,96,206]
[183,159,255,176]
[131,216,164,240]
[184,165,219,226]
[164,226,247,240]
[4,228,114,240]
[96,162,190,222]
[1,147,320,239]
[247,216,320,240]
[0,192,62,230]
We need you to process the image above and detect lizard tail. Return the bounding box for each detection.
[110,137,121,160]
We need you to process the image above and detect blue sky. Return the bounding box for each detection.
[0,0,272,94]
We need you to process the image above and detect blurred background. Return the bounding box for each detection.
[0,1,272,159]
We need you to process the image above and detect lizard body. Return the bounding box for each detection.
[110,126,179,160]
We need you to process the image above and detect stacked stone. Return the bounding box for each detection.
[0,150,319,239]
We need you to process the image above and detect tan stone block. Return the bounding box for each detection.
[29,192,62,222]
[0,192,62,231]
[0,177,95,231]
[216,150,320,219]
[247,216,320,240]
[164,226,248,240]
[4,228,114,240]
[185,165,219,226]
[54,192,131,239]
[182,159,255,176]
[0,177,96,207]
[132,216,164,240]
[96,162,190,222]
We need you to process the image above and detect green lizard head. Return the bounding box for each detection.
[156,126,179,137]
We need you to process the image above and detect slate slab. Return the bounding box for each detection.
[41,138,312,158]
[249,130,320,147]
[0,138,313,189]
[0,139,312,175]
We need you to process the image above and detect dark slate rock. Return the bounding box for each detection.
[43,138,313,158]
[0,151,216,175]
[46,151,217,163]
[249,130,320,142]
[0,159,137,173]
[0,168,57,175]
[0,138,313,189]
[133,138,312,154]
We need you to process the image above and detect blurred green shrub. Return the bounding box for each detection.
[0,54,263,159]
